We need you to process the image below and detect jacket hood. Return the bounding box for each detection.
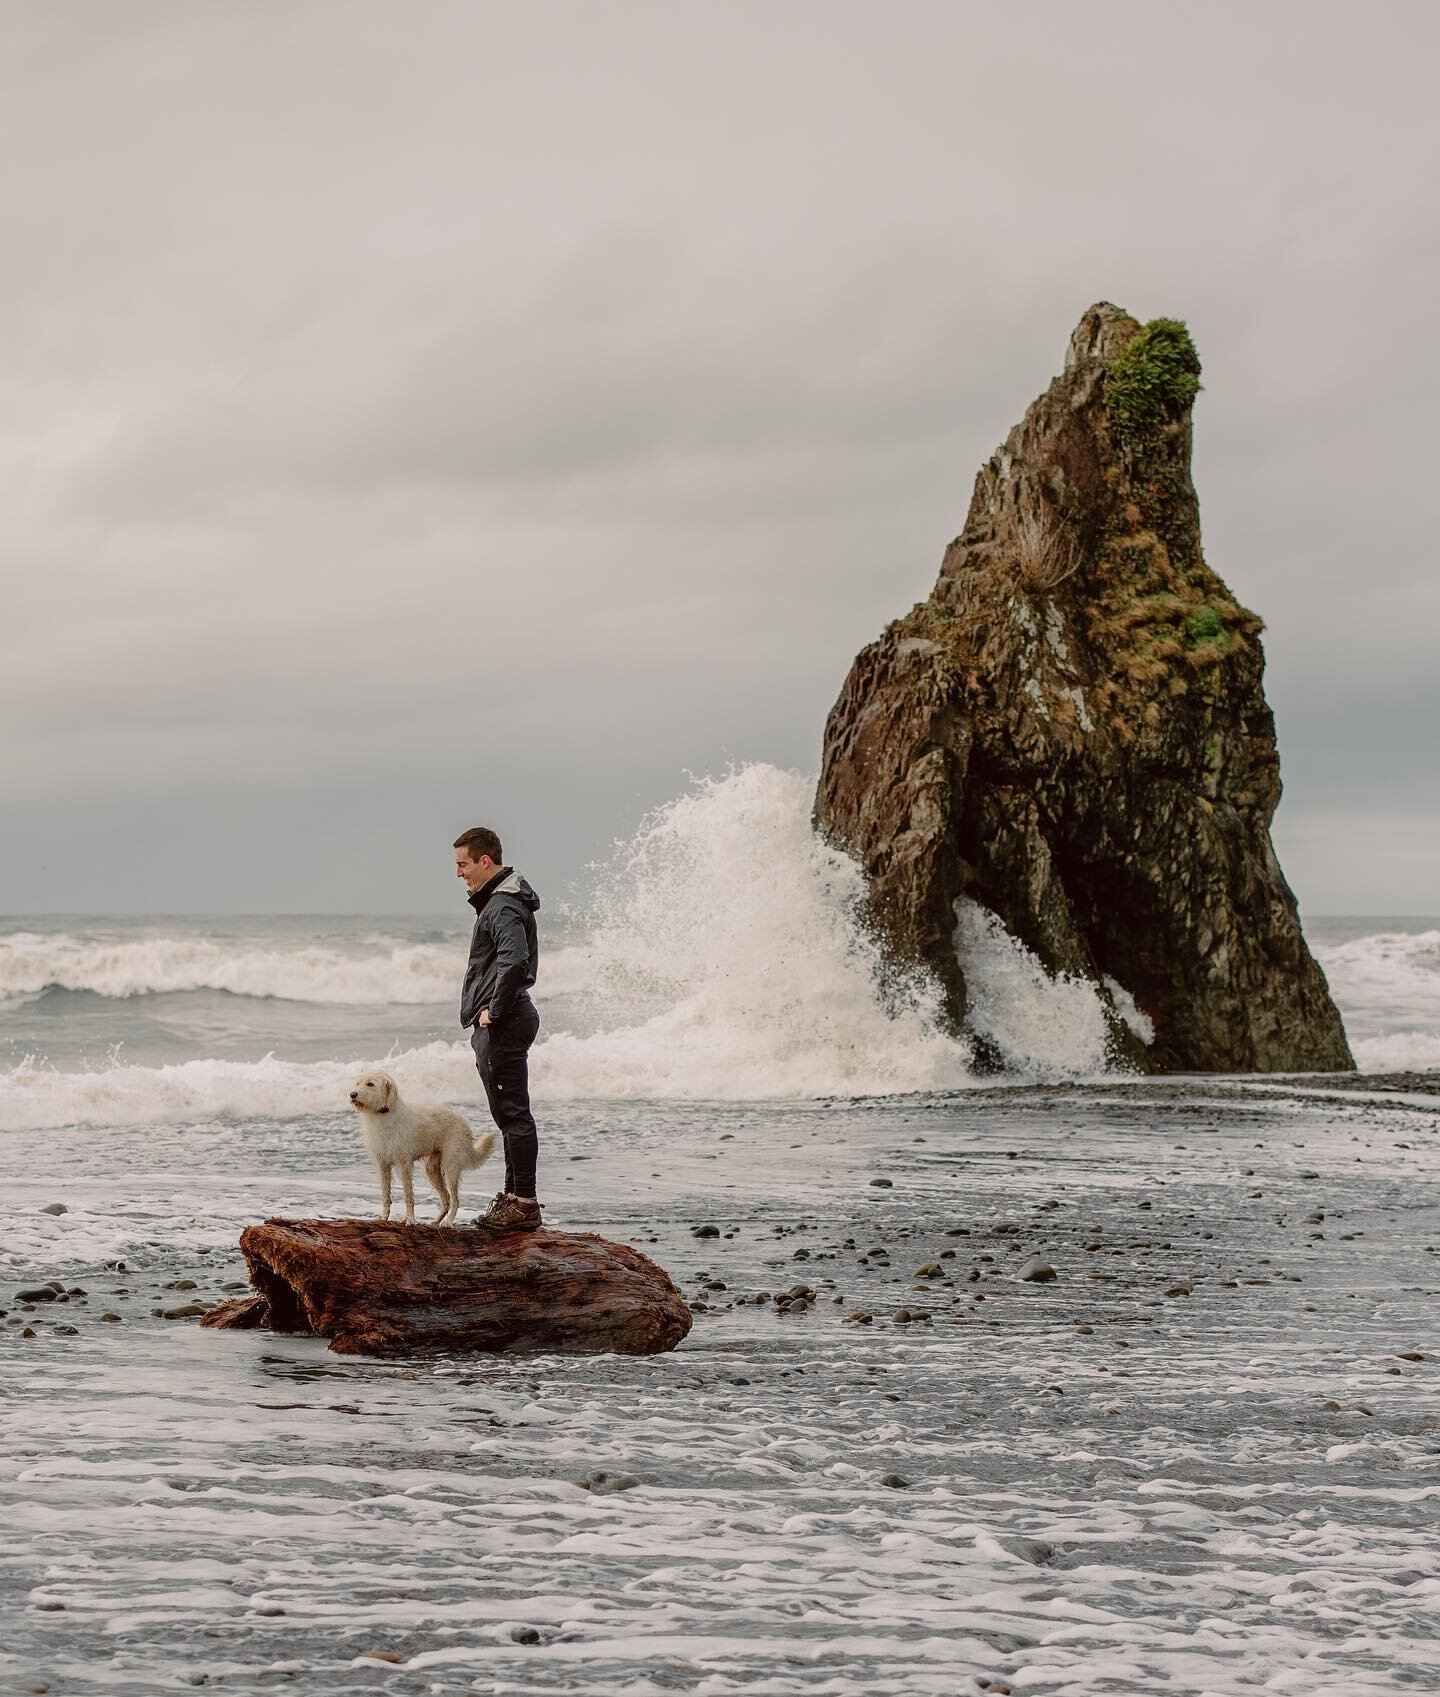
[468,866,540,913]
[496,869,540,911]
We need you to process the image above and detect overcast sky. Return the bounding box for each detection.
[2,0,1436,915]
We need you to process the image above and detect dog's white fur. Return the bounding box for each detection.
[348,1070,496,1227]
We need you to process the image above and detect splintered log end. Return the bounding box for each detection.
[201,1218,692,1357]
[199,1293,269,1330]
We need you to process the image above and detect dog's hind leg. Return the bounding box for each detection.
[441,1154,462,1226]
[377,1161,392,1222]
[425,1152,448,1223]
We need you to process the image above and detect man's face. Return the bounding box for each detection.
[456,848,494,892]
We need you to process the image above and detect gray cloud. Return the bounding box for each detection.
[2,0,1436,912]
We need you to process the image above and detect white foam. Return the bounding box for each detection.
[524,765,975,1100]
[1350,1031,1440,1073]
[0,931,594,1009]
[1313,928,1440,1045]
[0,1043,481,1133]
[953,899,1113,1076]
[0,932,457,1005]
[1103,974,1155,1045]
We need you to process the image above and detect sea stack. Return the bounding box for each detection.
[815,302,1352,1074]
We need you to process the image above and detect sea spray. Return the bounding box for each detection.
[534,764,975,1099]
[954,898,1113,1076]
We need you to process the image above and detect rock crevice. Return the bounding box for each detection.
[815,302,1352,1074]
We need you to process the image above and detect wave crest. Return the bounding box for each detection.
[0,934,596,1008]
[0,933,456,1005]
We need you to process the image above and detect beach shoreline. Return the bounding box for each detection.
[4,1074,1436,1694]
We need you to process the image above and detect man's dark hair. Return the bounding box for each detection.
[454,826,503,864]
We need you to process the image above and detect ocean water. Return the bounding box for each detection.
[2,766,1437,1694]
[2,767,1434,1134]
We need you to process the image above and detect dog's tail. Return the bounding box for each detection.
[468,1131,498,1168]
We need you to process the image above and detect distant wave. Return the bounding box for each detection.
[1347,1030,1440,1072]
[0,933,593,1007]
[1312,928,1440,1040]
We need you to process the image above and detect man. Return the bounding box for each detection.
[454,826,543,1233]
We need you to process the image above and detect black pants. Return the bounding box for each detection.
[470,998,541,1199]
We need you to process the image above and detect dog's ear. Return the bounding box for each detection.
[384,1077,396,1110]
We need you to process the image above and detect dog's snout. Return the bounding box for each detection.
[348,1091,361,1102]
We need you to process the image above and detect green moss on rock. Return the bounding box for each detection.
[1182,606,1226,647]
[1104,318,1202,454]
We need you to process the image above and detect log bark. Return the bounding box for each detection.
[200,1218,692,1357]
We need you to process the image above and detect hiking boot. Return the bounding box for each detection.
[472,1192,543,1234]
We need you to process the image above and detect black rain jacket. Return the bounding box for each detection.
[460,867,540,1029]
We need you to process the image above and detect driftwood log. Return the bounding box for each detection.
[200,1218,692,1357]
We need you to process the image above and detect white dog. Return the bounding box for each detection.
[348,1070,496,1227]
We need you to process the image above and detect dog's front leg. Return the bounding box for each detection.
[377,1162,392,1222]
[401,1161,416,1225]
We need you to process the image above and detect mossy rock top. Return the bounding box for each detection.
[1104,318,1202,454]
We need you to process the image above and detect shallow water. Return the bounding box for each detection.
[4,1079,1438,1695]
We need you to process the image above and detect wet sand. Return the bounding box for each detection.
[3,1074,1437,1694]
